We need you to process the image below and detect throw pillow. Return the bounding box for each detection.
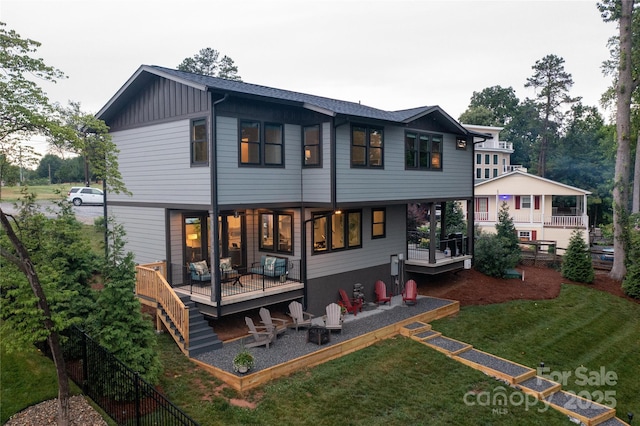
[193,260,208,275]
[220,257,232,271]
[264,256,276,272]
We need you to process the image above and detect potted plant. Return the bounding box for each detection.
[232,349,255,374]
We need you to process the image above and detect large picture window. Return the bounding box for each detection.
[191,118,207,165]
[405,132,442,170]
[240,120,284,166]
[351,126,383,168]
[312,210,362,253]
[259,212,293,253]
[303,125,321,166]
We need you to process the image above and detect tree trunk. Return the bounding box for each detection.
[0,209,70,425]
[633,132,640,213]
[610,0,635,281]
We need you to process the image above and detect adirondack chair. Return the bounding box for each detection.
[287,301,314,331]
[244,317,275,349]
[374,280,392,305]
[402,280,418,305]
[323,303,343,332]
[338,289,363,316]
[259,307,287,337]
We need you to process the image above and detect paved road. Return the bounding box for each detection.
[0,201,104,225]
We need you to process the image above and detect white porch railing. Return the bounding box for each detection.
[474,212,587,228]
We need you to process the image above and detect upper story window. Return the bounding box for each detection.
[259,211,293,254]
[351,126,383,168]
[372,208,386,239]
[484,154,490,165]
[476,154,482,164]
[191,118,208,165]
[405,132,442,170]
[312,210,362,253]
[240,120,283,166]
[493,154,498,165]
[303,125,321,167]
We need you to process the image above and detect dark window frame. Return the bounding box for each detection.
[405,131,443,171]
[258,211,293,254]
[239,120,284,167]
[190,118,208,166]
[303,124,322,167]
[312,210,363,254]
[371,208,386,239]
[351,125,384,168]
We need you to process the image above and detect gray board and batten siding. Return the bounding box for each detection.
[106,75,210,132]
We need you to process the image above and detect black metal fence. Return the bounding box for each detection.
[42,327,199,426]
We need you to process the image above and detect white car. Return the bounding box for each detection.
[67,187,104,206]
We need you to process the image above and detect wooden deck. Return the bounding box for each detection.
[189,298,460,392]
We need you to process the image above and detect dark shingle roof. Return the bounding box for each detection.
[151,65,424,122]
[98,65,468,135]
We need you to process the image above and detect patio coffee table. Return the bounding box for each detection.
[221,267,246,287]
[307,326,330,345]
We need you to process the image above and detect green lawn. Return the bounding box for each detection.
[3,284,638,425]
[0,183,90,202]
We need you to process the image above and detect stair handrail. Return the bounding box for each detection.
[136,264,190,348]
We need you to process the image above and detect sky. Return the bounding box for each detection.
[1,0,618,156]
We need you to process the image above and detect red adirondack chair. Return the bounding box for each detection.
[402,280,417,305]
[375,280,392,305]
[338,289,363,316]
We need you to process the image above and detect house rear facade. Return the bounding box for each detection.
[97,65,476,317]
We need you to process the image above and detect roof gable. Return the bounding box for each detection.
[475,170,591,196]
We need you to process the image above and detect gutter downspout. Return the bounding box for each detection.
[210,93,228,318]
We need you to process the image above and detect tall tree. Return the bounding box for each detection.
[177,47,242,80]
[598,0,639,281]
[525,54,579,177]
[461,85,520,126]
[0,22,72,424]
[50,101,127,192]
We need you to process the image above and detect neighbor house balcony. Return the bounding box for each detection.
[475,140,514,151]
[475,211,588,228]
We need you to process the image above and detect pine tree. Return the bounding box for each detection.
[86,221,161,384]
[561,229,594,283]
[495,202,521,263]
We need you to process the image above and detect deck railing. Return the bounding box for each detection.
[136,263,190,347]
[186,258,302,299]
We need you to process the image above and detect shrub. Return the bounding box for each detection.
[561,229,594,283]
[474,234,520,278]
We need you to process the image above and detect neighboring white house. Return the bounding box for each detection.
[458,124,590,250]
[473,169,591,250]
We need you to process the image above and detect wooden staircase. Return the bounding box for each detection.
[160,295,222,357]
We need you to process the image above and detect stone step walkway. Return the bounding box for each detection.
[400,321,627,426]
